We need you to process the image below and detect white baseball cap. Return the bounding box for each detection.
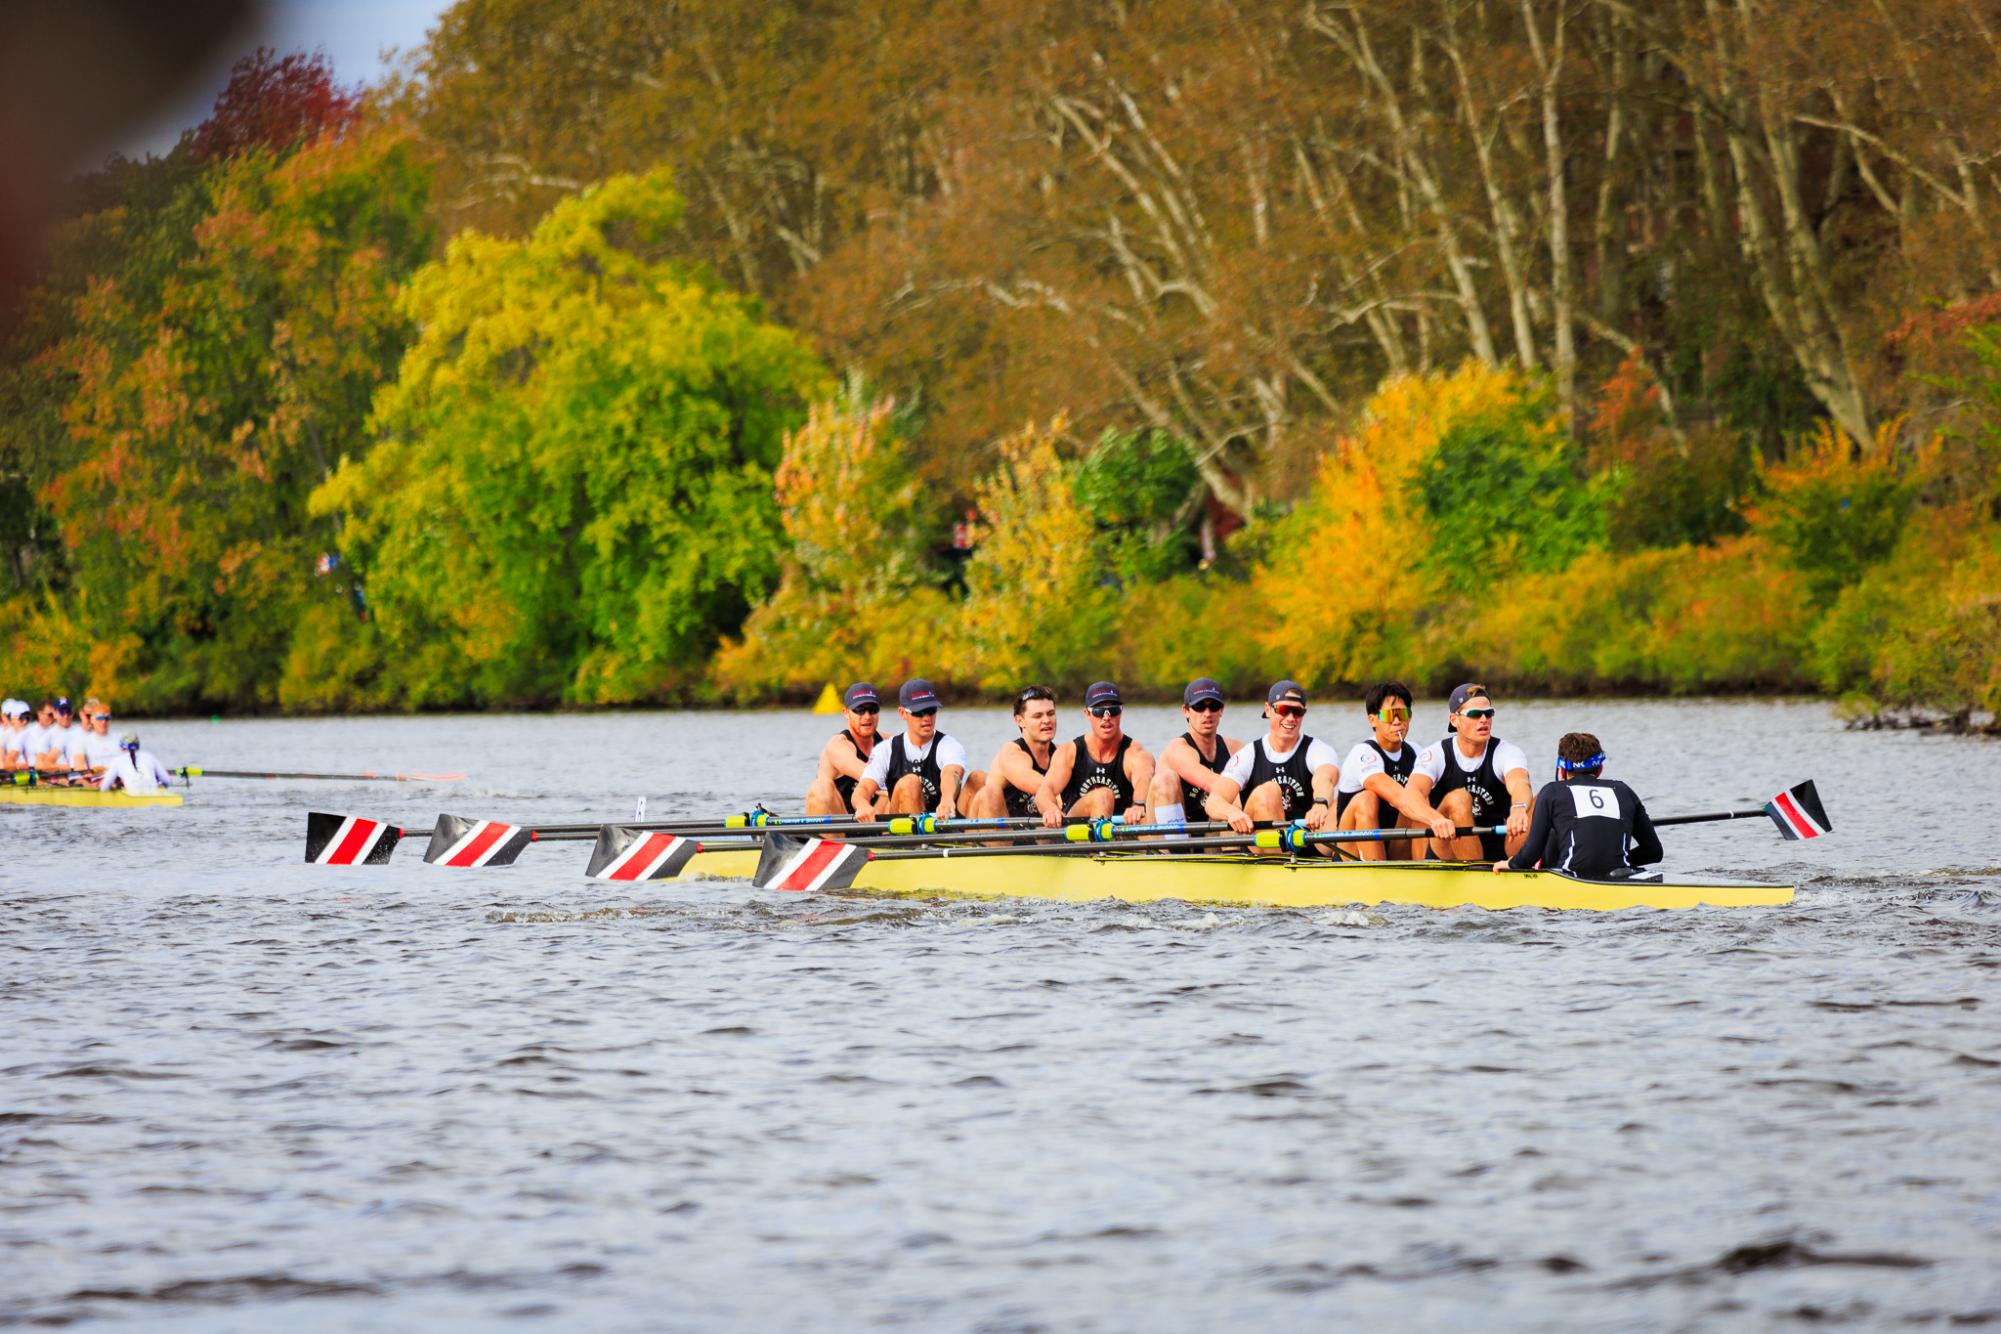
[2,699,27,718]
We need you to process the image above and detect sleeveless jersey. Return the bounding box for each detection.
[1336,739,1416,822]
[831,729,869,812]
[1181,731,1228,776]
[1427,737,1511,858]
[1061,734,1135,809]
[1241,735,1322,821]
[1003,737,1051,819]
[881,733,950,812]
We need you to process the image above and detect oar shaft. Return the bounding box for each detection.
[859,825,1503,862]
[180,768,464,782]
[523,812,1066,838]
[1653,808,1767,827]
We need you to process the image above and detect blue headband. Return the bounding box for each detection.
[1556,752,1606,772]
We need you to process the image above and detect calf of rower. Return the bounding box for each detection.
[850,679,984,821]
[1409,682,1533,862]
[1494,732,1663,879]
[970,685,1063,823]
[1333,681,1455,859]
[1146,677,1242,835]
[1204,680,1341,853]
[1036,681,1154,826]
[804,681,882,816]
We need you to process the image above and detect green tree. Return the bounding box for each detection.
[311,170,828,706]
[1072,429,1202,584]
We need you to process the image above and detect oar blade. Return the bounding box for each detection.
[587,826,699,881]
[424,814,533,868]
[306,812,403,866]
[1764,781,1831,840]
[752,833,872,893]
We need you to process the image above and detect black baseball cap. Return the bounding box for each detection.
[1265,680,1307,708]
[898,679,940,710]
[842,682,880,711]
[53,696,72,713]
[1448,682,1491,713]
[1084,681,1122,709]
[1183,677,1224,707]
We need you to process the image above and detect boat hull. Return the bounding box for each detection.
[675,847,1792,912]
[0,786,183,809]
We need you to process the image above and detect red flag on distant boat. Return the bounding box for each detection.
[587,826,699,881]
[752,833,872,892]
[1764,781,1831,840]
[424,814,533,867]
[305,812,403,865]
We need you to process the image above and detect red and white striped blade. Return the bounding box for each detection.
[752,833,873,893]
[305,812,402,866]
[424,814,533,867]
[587,826,699,881]
[1765,781,1831,841]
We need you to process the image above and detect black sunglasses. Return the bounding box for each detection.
[851,704,879,715]
[908,707,938,719]
[1089,705,1122,718]
[1187,700,1222,713]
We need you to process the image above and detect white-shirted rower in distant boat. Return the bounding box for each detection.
[804,681,882,816]
[851,679,985,821]
[1034,681,1155,826]
[1409,682,1534,862]
[1144,677,1243,835]
[1493,732,1663,879]
[970,685,1064,822]
[73,699,124,778]
[0,699,30,771]
[1205,680,1341,854]
[1333,681,1455,859]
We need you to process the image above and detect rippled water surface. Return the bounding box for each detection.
[4,698,1999,1330]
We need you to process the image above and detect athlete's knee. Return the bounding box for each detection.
[1244,782,1284,821]
[1148,771,1183,808]
[1436,789,1473,818]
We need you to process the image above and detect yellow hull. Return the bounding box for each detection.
[677,847,1792,912]
[0,785,183,809]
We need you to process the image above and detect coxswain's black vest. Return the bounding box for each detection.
[1428,737,1510,857]
[1242,735,1321,820]
[1336,740,1415,822]
[882,733,949,812]
[1181,731,1229,776]
[832,728,869,812]
[1004,737,1052,819]
[1062,734,1135,808]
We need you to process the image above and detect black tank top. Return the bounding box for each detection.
[1428,737,1511,857]
[881,733,950,812]
[1336,740,1415,821]
[1004,737,1051,819]
[1061,734,1135,808]
[1181,731,1228,775]
[832,729,868,810]
[1242,735,1321,821]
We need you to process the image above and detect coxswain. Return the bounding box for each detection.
[1409,683,1534,862]
[100,733,172,793]
[850,679,983,820]
[1494,732,1663,879]
[73,699,123,777]
[1145,677,1242,834]
[1204,680,1341,852]
[1035,681,1154,825]
[804,682,882,816]
[1333,681,1455,859]
[970,685,1063,822]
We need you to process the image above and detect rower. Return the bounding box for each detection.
[100,733,172,794]
[804,682,882,816]
[1036,681,1154,825]
[1,700,29,771]
[1204,680,1341,851]
[26,697,70,775]
[1494,732,1663,879]
[850,679,984,821]
[1333,681,1455,859]
[73,699,123,777]
[970,685,1063,822]
[1146,677,1242,835]
[1409,682,1534,862]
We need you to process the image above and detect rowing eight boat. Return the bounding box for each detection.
[0,786,183,809]
[675,845,1792,912]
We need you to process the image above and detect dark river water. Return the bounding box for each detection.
[4,697,1998,1330]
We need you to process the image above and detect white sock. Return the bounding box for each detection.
[1153,802,1186,838]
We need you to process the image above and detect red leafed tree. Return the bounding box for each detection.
[189,48,360,162]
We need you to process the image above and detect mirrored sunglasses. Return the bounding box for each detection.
[1272,704,1306,718]
[1374,707,1411,723]
[1089,705,1122,718]
[1459,707,1496,720]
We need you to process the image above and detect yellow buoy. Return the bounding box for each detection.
[811,682,842,714]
